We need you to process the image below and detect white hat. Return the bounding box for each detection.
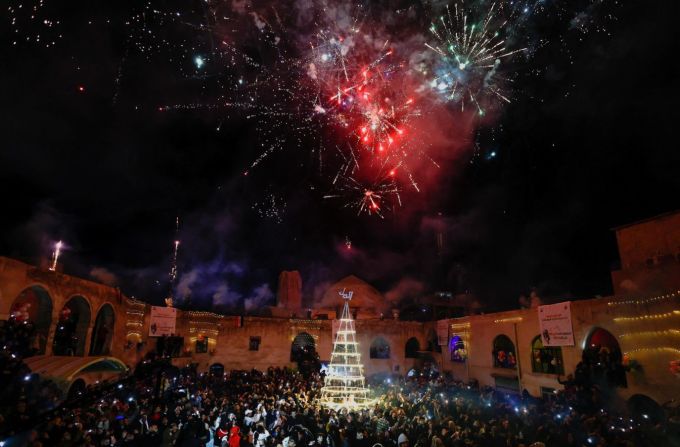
[398,434,408,445]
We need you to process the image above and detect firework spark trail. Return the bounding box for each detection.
[49,240,63,272]
[324,172,401,218]
[426,1,526,114]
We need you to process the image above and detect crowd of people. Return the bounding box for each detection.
[0,344,675,447]
[0,318,65,425]
[578,344,628,389]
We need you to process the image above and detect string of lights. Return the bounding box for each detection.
[624,347,680,356]
[613,311,680,323]
[185,311,225,318]
[494,317,523,324]
[607,290,679,307]
[618,329,680,339]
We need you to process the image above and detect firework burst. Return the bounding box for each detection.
[325,172,401,218]
[426,1,526,115]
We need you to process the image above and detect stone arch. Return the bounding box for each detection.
[291,332,316,362]
[89,303,115,356]
[583,326,626,387]
[9,285,53,355]
[209,363,225,376]
[67,378,86,401]
[53,295,91,356]
[492,334,516,369]
[627,394,663,423]
[405,337,420,358]
[584,326,621,352]
[370,337,391,359]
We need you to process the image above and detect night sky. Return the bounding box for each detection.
[1,0,678,312]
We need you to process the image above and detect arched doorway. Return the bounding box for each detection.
[628,394,663,423]
[53,296,91,356]
[89,304,115,356]
[209,363,225,376]
[405,337,420,358]
[584,327,626,387]
[67,378,86,401]
[370,337,391,359]
[9,286,53,355]
[291,332,318,376]
[291,332,316,362]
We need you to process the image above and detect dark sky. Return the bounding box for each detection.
[1,0,678,311]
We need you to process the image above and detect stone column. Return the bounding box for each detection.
[45,307,62,356]
[84,323,95,357]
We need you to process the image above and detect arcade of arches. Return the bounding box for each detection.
[7,285,115,358]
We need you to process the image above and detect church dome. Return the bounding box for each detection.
[319,275,392,318]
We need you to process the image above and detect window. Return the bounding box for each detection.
[531,336,564,374]
[249,336,261,351]
[195,336,209,353]
[370,337,391,359]
[450,335,467,362]
[492,335,516,369]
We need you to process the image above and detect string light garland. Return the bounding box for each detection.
[607,290,679,306]
[125,300,146,341]
[189,328,219,337]
[451,322,471,330]
[619,329,680,339]
[624,347,680,356]
[186,311,224,318]
[613,311,680,323]
[494,317,523,324]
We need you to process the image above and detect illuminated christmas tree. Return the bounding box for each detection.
[319,289,374,410]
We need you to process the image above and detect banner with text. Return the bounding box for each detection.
[538,301,574,346]
[149,306,177,337]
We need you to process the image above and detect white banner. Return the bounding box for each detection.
[149,306,177,337]
[538,301,574,346]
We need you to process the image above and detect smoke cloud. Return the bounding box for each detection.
[90,267,119,286]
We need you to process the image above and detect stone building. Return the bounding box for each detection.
[1,211,679,408]
[611,210,680,295]
[437,291,680,406]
